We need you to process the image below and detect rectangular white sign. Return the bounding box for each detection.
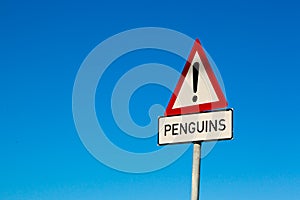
[158,109,233,145]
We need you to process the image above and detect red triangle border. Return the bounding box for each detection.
[165,39,228,116]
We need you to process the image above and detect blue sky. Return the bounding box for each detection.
[1,0,300,199]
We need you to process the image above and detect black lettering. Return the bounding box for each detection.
[180,123,187,134]
[189,122,196,133]
[218,119,226,131]
[164,124,171,136]
[209,120,218,132]
[172,123,179,135]
[197,121,204,133]
[205,120,208,132]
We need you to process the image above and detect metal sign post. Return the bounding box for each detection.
[191,142,201,200]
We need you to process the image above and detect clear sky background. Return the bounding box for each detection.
[1,0,300,199]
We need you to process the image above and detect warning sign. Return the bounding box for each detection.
[165,39,228,116]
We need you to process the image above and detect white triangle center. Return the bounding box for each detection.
[172,52,219,109]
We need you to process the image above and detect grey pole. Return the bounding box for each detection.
[191,142,201,200]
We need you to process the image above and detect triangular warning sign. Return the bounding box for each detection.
[165,39,228,116]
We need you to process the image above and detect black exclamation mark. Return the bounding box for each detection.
[192,62,199,102]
